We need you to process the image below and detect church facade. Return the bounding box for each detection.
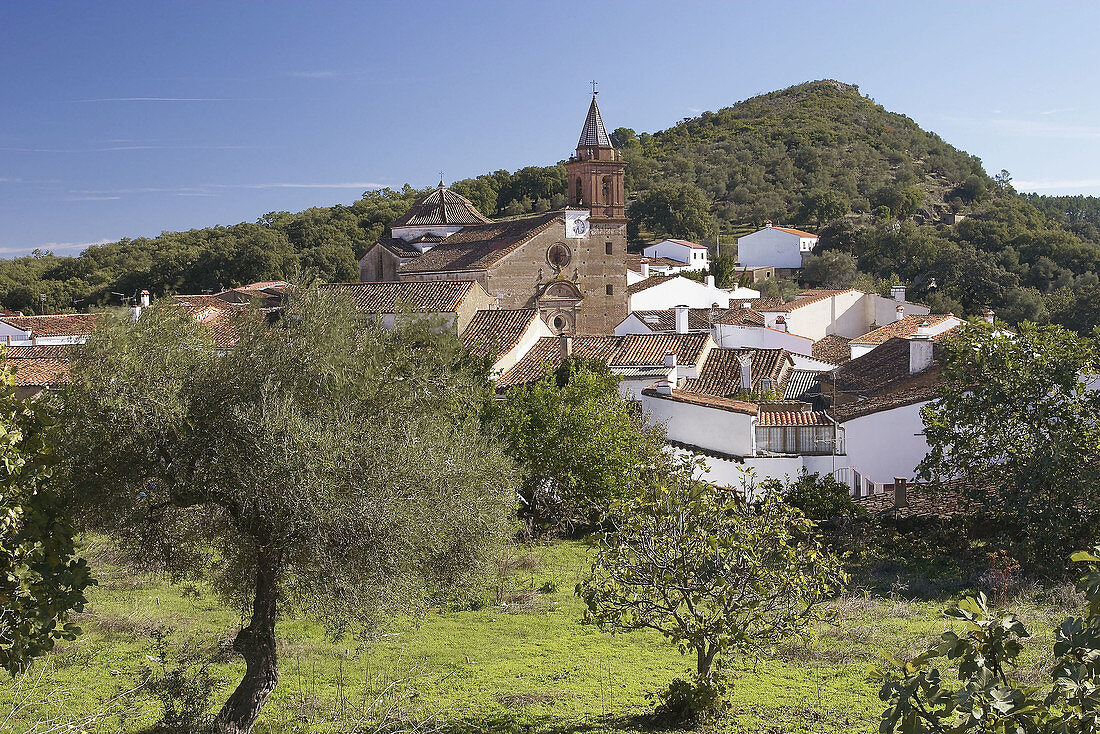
[358,95,628,335]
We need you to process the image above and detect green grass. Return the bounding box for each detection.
[0,539,1083,734]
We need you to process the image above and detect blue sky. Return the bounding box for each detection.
[2,0,1098,257]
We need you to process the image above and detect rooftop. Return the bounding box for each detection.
[398,211,562,274]
[641,387,758,416]
[811,334,852,365]
[630,308,725,332]
[460,309,540,363]
[757,409,832,426]
[577,95,613,148]
[391,183,492,228]
[319,281,479,313]
[850,314,959,346]
[771,225,818,238]
[683,347,791,398]
[761,289,856,313]
[0,313,102,337]
[664,239,709,250]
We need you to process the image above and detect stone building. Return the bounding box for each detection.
[358,94,628,335]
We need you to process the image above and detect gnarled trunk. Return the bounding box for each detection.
[214,549,279,734]
[697,644,717,681]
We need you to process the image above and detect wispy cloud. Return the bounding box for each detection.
[3,145,255,153]
[1040,107,1076,116]
[65,97,277,103]
[0,238,116,255]
[62,196,121,201]
[990,118,1100,139]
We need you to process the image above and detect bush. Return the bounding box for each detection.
[652,676,730,724]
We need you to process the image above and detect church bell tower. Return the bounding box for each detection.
[565,93,626,222]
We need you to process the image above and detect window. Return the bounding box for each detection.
[605,241,613,255]
[601,175,611,202]
[575,178,583,203]
[606,284,613,295]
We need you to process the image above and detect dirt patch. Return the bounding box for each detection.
[500,691,563,708]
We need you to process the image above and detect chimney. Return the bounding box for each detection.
[765,220,773,229]
[674,305,690,334]
[893,477,908,509]
[139,289,151,307]
[558,333,573,358]
[663,350,678,386]
[706,274,716,288]
[982,308,995,325]
[130,304,142,321]
[738,352,753,392]
[657,380,673,395]
[895,304,905,321]
[890,285,906,302]
[775,314,787,332]
[909,323,933,375]
[640,261,650,279]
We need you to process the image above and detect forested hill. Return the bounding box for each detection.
[5,80,1100,332]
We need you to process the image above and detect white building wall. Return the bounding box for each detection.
[736,229,805,269]
[840,401,931,483]
[629,278,735,310]
[642,394,756,458]
[868,294,931,327]
[712,323,814,355]
[489,317,553,379]
[643,240,709,270]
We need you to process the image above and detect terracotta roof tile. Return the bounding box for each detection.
[683,348,790,398]
[5,345,74,359]
[496,333,711,389]
[713,307,765,327]
[771,226,818,238]
[757,410,832,426]
[0,314,101,338]
[391,184,492,228]
[812,334,851,365]
[641,387,758,415]
[762,289,856,313]
[631,308,725,332]
[398,211,562,274]
[6,358,70,387]
[850,315,958,346]
[373,236,422,258]
[625,275,678,295]
[319,281,477,313]
[460,309,539,362]
[665,239,709,250]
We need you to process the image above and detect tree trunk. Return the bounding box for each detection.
[696,644,717,681]
[214,549,279,734]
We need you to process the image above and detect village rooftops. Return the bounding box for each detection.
[850,314,959,346]
[460,309,540,363]
[630,308,727,331]
[641,387,759,415]
[390,183,492,228]
[0,313,102,338]
[397,211,562,274]
[319,281,482,314]
[497,333,711,389]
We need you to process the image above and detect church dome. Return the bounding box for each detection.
[391,182,492,228]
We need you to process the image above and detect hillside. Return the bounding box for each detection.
[4,80,1100,332]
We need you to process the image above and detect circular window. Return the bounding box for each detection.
[547,243,571,269]
[549,312,572,334]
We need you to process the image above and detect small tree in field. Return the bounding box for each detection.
[0,365,94,675]
[577,465,847,721]
[58,286,515,733]
[495,357,664,533]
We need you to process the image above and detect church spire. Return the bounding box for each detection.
[577,94,612,148]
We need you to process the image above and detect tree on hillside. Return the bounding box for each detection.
[802,250,859,289]
[577,466,846,722]
[57,288,515,733]
[494,358,663,534]
[628,182,712,242]
[878,547,1100,733]
[0,366,94,676]
[799,190,850,229]
[919,321,1100,567]
[707,253,738,289]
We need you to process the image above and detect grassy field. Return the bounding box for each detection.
[1,538,1083,734]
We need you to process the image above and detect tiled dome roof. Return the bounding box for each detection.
[391,183,492,228]
[577,95,612,148]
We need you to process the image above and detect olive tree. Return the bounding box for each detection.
[58,287,515,733]
[577,465,847,719]
[0,365,94,675]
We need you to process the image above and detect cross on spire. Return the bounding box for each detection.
[590,80,598,96]
[438,171,445,188]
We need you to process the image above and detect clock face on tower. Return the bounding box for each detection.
[571,217,589,237]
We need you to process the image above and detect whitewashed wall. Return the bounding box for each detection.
[642,393,756,458]
[712,323,814,355]
[840,401,931,483]
[736,229,809,269]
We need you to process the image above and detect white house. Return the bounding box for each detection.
[757,288,931,342]
[848,313,961,360]
[627,275,758,311]
[642,239,710,271]
[736,223,819,269]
